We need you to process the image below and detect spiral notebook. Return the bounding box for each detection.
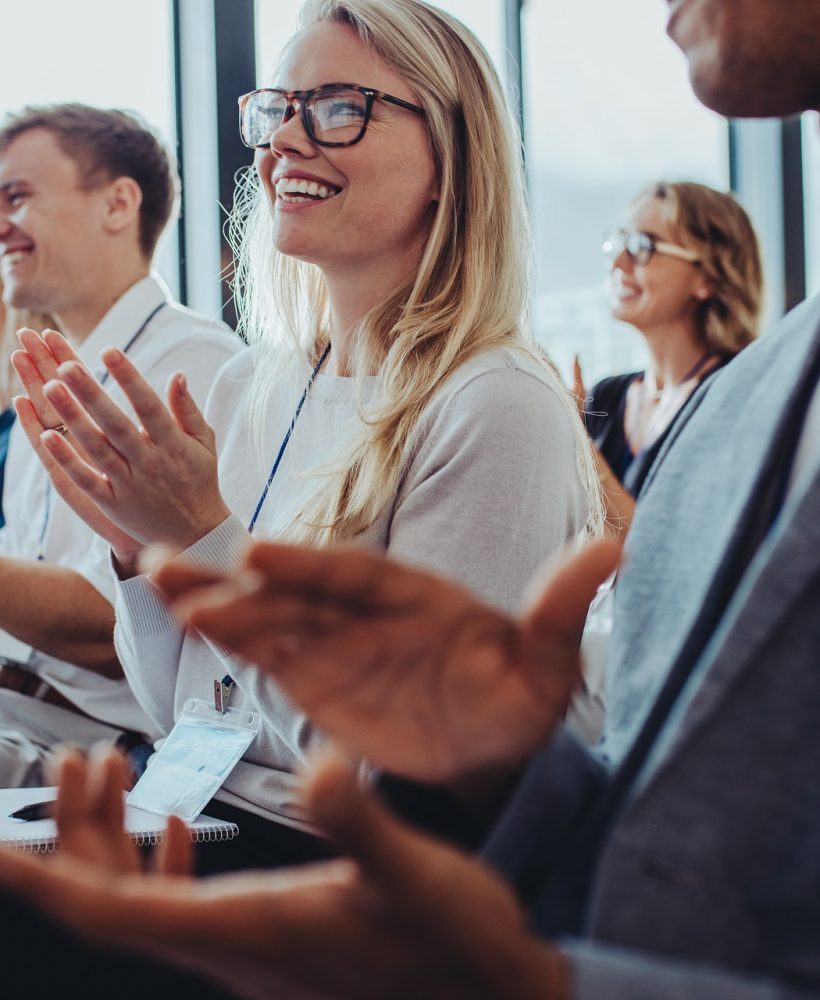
[0,787,239,854]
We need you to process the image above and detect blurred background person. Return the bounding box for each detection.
[574,181,763,535]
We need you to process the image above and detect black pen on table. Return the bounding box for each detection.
[10,799,56,822]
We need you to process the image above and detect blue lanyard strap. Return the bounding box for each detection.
[99,301,166,387]
[247,343,331,535]
[224,342,329,711]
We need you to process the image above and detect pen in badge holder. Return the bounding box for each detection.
[10,799,56,822]
[214,674,235,715]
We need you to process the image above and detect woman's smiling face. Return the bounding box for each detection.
[609,195,709,337]
[256,20,438,283]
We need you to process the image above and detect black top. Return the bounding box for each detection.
[584,364,727,498]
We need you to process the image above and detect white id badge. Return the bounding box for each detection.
[127,698,260,822]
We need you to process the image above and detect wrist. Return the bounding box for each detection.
[510,943,571,1000]
[544,946,572,1000]
[486,940,570,1000]
[112,547,143,581]
[176,502,232,553]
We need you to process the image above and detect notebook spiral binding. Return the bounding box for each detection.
[20,838,58,855]
[130,824,239,847]
[0,789,241,852]
[3,820,238,853]
[0,817,239,854]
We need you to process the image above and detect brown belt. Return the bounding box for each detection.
[0,659,111,723]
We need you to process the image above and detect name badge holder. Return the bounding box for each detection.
[127,697,260,823]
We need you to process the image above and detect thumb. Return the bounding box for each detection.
[167,373,212,444]
[523,539,621,647]
[572,354,585,397]
[154,814,194,877]
[304,752,437,893]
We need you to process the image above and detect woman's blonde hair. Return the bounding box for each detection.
[230,0,602,544]
[639,181,764,356]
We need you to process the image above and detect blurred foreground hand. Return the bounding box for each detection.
[154,539,621,784]
[0,749,570,1000]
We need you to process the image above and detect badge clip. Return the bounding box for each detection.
[214,674,234,715]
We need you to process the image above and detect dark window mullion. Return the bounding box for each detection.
[171,0,188,305]
[213,0,256,330]
[782,117,806,311]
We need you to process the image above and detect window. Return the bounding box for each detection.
[255,1,303,83]
[803,112,820,298]
[521,0,729,385]
[428,0,508,85]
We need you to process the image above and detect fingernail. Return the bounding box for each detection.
[43,380,68,401]
[101,348,125,366]
[55,362,81,382]
[178,373,188,394]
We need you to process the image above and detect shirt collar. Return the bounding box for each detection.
[77,274,170,375]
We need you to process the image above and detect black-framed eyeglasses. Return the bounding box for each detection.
[238,83,425,149]
[602,228,701,267]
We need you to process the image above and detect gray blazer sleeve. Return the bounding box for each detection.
[564,940,811,1000]
[482,727,608,907]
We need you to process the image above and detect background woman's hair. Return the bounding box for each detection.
[639,180,764,356]
[229,0,603,544]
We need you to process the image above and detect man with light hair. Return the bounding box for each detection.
[0,104,240,784]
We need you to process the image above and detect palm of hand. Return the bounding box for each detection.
[262,587,571,783]
[102,427,226,550]
[157,540,619,784]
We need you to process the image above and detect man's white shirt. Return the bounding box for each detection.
[0,275,241,734]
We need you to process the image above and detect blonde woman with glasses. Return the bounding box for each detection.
[14,0,602,870]
[574,181,763,536]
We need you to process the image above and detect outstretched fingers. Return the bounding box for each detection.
[154,814,195,877]
[166,372,214,445]
[305,754,448,896]
[38,413,119,506]
[11,331,66,430]
[46,361,146,465]
[42,328,82,366]
[53,747,133,864]
[244,541,434,611]
[302,750,536,989]
[16,327,74,381]
[97,348,180,445]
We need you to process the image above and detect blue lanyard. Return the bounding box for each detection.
[247,343,331,535]
[36,302,167,559]
[216,342,330,714]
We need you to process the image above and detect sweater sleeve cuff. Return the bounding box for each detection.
[174,513,252,573]
[115,515,251,637]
